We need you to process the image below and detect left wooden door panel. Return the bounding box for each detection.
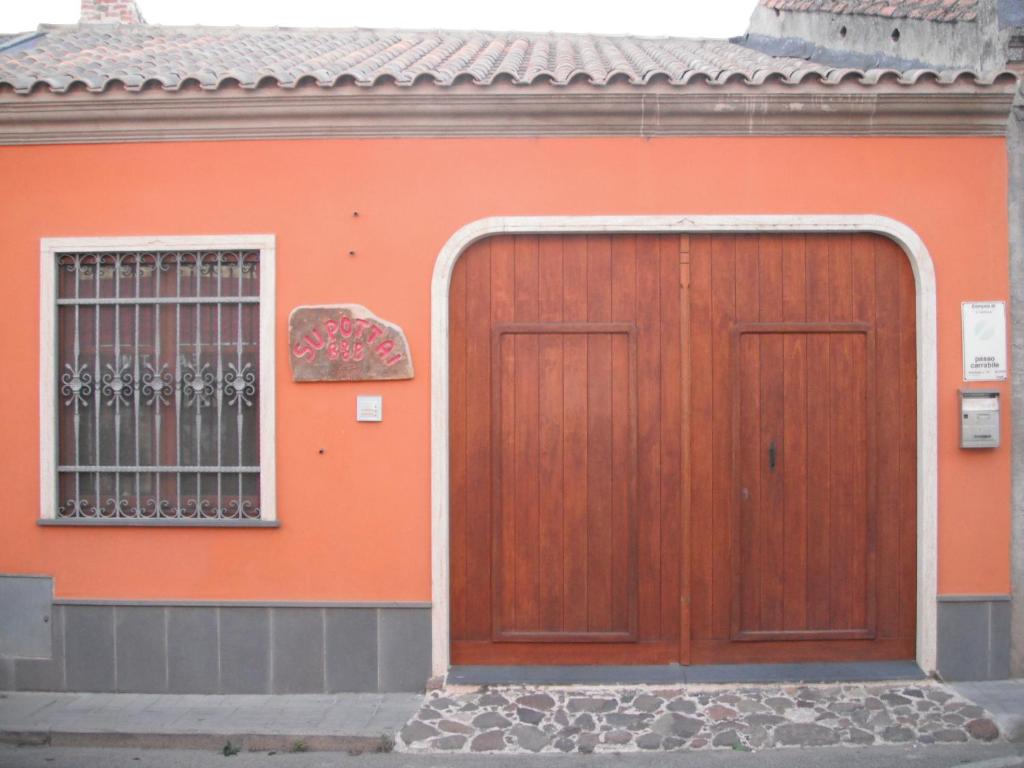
[450,234,683,665]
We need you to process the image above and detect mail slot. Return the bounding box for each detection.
[960,389,1000,449]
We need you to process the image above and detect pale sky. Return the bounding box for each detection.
[2,1,759,38]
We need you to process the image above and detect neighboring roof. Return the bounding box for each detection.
[760,0,979,23]
[0,32,27,49]
[0,23,1011,95]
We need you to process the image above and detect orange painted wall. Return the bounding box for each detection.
[0,136,1010,600]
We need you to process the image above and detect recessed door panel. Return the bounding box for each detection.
[733,326,875,643]
[492,325,637,642]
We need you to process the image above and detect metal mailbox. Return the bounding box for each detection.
[959,389,1000,449]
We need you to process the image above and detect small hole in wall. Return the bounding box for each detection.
[774,8,780,16]
[839,25,847,38]
[891,28,901,42]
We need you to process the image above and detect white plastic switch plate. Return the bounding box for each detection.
[356,395,382,422]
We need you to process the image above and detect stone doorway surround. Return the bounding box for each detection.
[430,215,939,679]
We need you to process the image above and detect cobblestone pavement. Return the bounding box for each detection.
[397,682,1004,754]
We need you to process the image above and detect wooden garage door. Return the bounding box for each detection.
[450,231,917,665]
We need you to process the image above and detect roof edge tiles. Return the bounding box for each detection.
[0,24,1015,96]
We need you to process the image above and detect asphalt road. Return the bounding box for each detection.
[1,744,1022,768]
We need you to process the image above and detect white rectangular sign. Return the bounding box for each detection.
[356,395,383,422]
[962,301,1007,382]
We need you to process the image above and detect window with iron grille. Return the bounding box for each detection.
[41,237,276,524]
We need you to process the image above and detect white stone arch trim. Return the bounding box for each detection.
[431,216,937,677]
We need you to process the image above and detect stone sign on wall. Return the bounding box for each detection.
[289,304,413,382]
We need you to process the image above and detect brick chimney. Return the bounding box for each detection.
[80,0,145,24]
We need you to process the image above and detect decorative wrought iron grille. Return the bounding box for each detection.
[55,250,261,520]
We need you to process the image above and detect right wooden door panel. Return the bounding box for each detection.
[689,233,916,664]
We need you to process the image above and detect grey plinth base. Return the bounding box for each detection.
[448,660,926,686]
[0,593,431,694]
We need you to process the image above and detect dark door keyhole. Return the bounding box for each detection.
[768,440,777,472]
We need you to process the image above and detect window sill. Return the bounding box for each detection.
[38,518,279,528]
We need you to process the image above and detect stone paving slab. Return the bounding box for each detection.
[953,680,1024,743]
[398,681,1005,754]
[0,691,422,753]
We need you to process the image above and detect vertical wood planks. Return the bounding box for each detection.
[586,236,614,632]
[491,236,516,635]
[449,238,468,640]
[689,235,713,644]
[537,237,565,633]
[659,235,682,641]
[679,234,693,663]
[735,235,761,635]
[851,235,878,634]
[464,241,492,640]
[711,235,736,641]
[513,236,540,631]
[612,236,638,635]
[562,236,590,635]
[781,235,808,632]
[898,240,918,641]
[636,234,663,640]
[804,235,832,632]
[874,235,901,640]
[758,236,784,633]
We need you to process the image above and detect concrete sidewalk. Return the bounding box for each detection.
[953,680,1024,743]
[1,680,1020,756]
[0,691,421,753]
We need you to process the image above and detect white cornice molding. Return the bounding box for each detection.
[0,83,1016,144]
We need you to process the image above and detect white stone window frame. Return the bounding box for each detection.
[39,235,277,526]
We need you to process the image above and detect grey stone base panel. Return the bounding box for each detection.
[449,661,926,687]
[1,603,430,694]
[399,682,1002,754]
[937,596,1011,681]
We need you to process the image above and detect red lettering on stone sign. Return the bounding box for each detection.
[289,304,413,381]
[304,328,325,350]
[293,341,317,363]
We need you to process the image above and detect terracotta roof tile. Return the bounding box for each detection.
[0,24,1011,95]
[761,0,978,22]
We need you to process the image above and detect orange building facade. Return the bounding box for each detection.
[0,23,1018,691]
